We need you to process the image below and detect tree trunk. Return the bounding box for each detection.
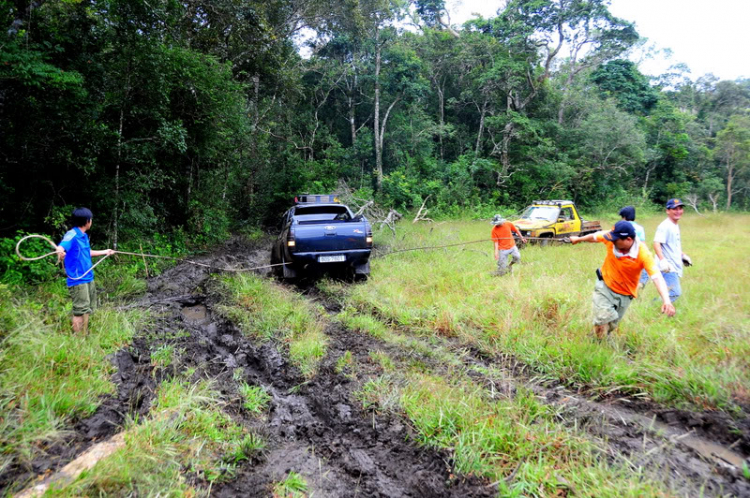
[252,73,260,128]
[558,70,576,124]
[436,83,445,160]
[380,97,400,163]
[708,192,719,212]
[475,99,487,157]
[113,107,124,250]
[374,29,383,191]
[349,95,357,145]
[726,161,734,210]
[499,121,514,184]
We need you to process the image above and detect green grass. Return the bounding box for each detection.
[272,471,309,498]
[335,350,354,374]
[218,274,328,377]
[55,378,259,495]
[238,382,272,414]
[0,281,143,479]
[337,213,750,412]
[352,358,669,496]
[151,343,181,369]
[228,432,267,464]
[399,375,667,496]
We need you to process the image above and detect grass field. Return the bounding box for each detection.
[2,215,747,496]
[0,281,143,481]
[331,212,750,413]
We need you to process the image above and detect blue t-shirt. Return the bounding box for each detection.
[59,227,93,287]
[629,221,646,242]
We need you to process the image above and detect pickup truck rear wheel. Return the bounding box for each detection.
[270,251,283,278]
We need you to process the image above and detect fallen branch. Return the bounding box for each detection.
[412,195,433,224]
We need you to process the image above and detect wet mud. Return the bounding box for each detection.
[5,237,750,497]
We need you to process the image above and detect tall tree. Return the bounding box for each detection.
[716,115,750,210]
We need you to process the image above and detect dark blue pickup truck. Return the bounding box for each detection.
[270,195,373,279]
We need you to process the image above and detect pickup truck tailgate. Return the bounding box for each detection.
[293,223,369,252]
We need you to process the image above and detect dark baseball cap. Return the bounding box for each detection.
[666,198,685,209]
[604,220,636,241]
[618,206,636,221]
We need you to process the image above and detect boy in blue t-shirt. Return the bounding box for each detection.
[55,208,114,333]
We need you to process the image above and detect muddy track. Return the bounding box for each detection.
[299,287,750,497]
[4,240,493,497]
[5,239,749,496]
[454,346,750,496]
[139,242,494,496]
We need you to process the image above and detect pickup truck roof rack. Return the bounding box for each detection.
[295,194,340,204]
[531,200,573,206]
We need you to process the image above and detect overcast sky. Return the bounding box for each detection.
[445,0,749,82]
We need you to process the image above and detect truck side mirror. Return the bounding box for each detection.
[557,217,565,223]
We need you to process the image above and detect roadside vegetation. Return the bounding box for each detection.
[326,212,750,414]
[0,278,144,484]
[55,378,262,495]
[343,313,673,495]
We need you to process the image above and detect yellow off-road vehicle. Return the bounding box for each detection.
[512,200,601,245]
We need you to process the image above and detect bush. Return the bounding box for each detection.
[0,232,60,285]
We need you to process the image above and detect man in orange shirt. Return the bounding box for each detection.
[491,215,526,276]
[570,221,675,339]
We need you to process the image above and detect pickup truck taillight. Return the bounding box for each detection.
[287,229,296,249]
[366,228,373,246]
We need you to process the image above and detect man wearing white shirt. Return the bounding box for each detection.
[653,198,691,303]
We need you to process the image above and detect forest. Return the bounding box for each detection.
[2,0,749,246]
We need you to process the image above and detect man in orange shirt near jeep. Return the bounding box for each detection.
[491,215,527,276]
[570,221,675,339]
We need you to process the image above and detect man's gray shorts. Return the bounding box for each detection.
[592,280,632,326]
[496,247,521,276]
[69,281,97,316]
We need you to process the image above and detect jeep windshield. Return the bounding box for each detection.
[294,205,351,223]
[520,206,559,222]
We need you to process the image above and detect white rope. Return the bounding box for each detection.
[15,234,288,280]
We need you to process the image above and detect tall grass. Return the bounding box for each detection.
[341,213,750,411]
[0,281,143,479]
[400,375,667,496]
[58,378,257,494]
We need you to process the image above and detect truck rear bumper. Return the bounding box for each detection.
[289,249,372,267]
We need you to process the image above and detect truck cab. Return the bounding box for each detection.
[271,194,373,280]
[513,200,600,242]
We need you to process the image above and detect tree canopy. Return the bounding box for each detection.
[1,0,748,243]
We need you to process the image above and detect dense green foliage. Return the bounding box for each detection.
[1,0,749,247]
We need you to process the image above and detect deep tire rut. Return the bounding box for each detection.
[307,288,750,497]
